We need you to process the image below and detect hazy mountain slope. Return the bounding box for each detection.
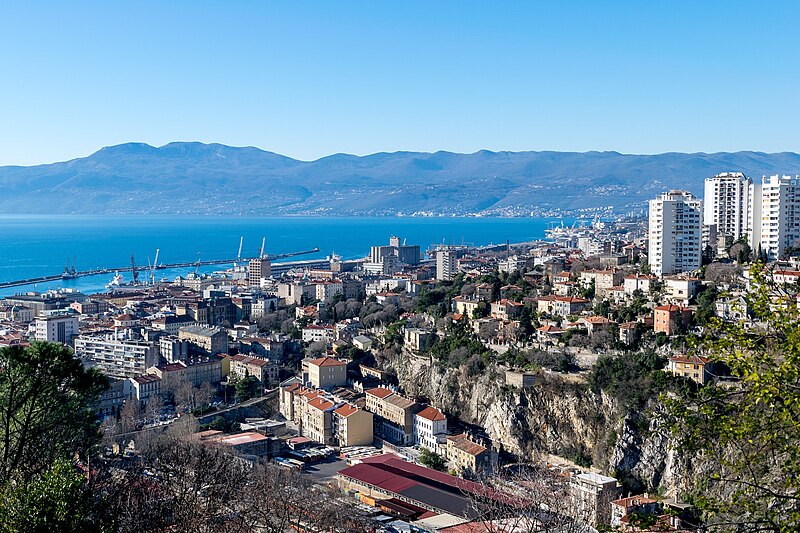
[1,143,798,215]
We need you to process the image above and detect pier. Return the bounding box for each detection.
[0,248,320,290]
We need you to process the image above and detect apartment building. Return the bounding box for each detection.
[74,333,160,379]
[752,174,800,259]
[413,406,447,454]
[703,172,753,242]
[34,314,79,344]
[364,387,419,445]
[648,190,703,276]
[623,274,655,296]
[445,433,491,477]
[305,356,347,390]
[537,295,591,317]
[579,269,623,298]
[436,247,458,281]
[303,397,337,445]
[653,305,694,335]
[229,354,279,385]
[332,404,374,447]
[248,258,271,288]
[178,325,228,356]
[570,472,622,527]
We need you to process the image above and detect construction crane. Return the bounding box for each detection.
[150,248,160,285]
[234,237,243,267]
[130,255,139,284]
[259,237,266,259]
[194,252,203,275]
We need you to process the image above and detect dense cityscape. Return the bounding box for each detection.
[3,1,800,531]
[0,171,798,530]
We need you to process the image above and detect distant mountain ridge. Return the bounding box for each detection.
[1,142,799,216]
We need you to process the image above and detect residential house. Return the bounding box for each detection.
[332,404,374,447]
[413,406,448,454]
[305,356,348,390]
[668,354,712,385]
[623,274,656,296]
[490,299,524,320]
[653,305,693,335]
[446,434,490,477]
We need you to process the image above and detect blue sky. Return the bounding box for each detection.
[0,1,798,165]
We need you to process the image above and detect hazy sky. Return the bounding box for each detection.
[1,1,798,165]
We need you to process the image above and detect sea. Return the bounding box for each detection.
[0,215,568,298]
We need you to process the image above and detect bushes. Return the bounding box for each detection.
[588,351,670,411]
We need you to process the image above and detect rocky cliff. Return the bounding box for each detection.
[376,349,695,496]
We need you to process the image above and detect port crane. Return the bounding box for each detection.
[234,237,244,267]
[150,248,160,285]
[130,255,139,284]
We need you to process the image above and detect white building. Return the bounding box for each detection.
[75,333,161,379]
[703,172,753,243]
[648,190,703,276]
[436,247,458,281]
[34,314,79,344]
[413,406,447,454]
[751,174,800,259]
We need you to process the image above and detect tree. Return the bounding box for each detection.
[235,376,261,401]
[418,447,447,471]
[465,462,604,532]
[174,380,196,411]
[694,285,718,325]
[197,382,215,407]
[144,394,161,423]
[0,459,95,532]
[0,342,107,484]
[119,400,142,434]
[665,265,800,530]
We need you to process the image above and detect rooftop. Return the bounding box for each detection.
[446,434,487,457]
[308,356,347,368]
[416,406,446,422]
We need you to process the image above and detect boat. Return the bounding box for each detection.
[106,271,125,289]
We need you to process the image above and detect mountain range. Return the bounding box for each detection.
[1,142,799,216]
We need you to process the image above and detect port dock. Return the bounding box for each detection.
[0,248,320,290]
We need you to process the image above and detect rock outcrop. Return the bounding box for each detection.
[377,349,694,495]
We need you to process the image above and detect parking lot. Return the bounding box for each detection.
[302,456,347,481]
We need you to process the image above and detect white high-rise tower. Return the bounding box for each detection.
[648,190,703,276]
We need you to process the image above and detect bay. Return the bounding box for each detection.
[0,215,567,297]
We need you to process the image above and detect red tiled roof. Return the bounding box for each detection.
[655,304,687,312]
[447,434,488,456]
[307,397,336,411]
[334,404,359,417]
[416,406,446,422]
[669,354,709,365]
[366,387,395,399]
[309,356,346,367]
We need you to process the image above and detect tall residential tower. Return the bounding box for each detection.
[648,190,703,276]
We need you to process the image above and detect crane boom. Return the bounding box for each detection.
[151,248,160,284]
[259,237,265,259]
[237,237,243,263]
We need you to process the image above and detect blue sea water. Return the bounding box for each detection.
[0,215,566,297]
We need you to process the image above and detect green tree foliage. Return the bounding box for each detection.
[693,285,718,325]
[579,279,596,300]
[235,376,262,401]
[418,448,447,471]
[0,342,107,484]
[0,459,95,532]
[665,266,800,530]
[429,321,491,370]
[588,351,674,411]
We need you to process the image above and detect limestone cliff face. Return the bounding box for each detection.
[377,349,692,495]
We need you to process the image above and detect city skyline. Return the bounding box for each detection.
[1,1,799,166]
